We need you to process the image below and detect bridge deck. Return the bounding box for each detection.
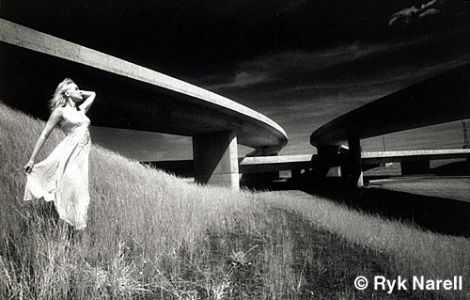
[362,149,470,164]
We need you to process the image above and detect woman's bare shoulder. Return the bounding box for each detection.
[50,106,65,120]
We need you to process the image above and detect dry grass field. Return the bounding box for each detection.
[1,102,469,299]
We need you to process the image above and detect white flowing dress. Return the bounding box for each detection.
[24,108,91,229]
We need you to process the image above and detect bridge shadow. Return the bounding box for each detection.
[242,174,470,237]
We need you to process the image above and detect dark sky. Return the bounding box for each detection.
[3,0,470,160]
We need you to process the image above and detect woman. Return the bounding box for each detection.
[24,78,96,230]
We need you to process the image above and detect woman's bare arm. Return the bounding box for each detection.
[24,108,63,174]
[78,90,96,113]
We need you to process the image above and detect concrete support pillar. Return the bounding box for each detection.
[347,138,364,187]
[401,160,430,175]
[193,130,239,190]
[314,145,341,178]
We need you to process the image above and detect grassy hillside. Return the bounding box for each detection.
[1,102,469,299]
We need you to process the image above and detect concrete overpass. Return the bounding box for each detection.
[0,19,288,190]
[310,63,470,186]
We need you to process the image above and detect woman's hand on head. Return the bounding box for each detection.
[79,90,96,98]
[24,160,34,175]
[78,90,96,113]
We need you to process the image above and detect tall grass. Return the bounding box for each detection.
[1,102,469,299]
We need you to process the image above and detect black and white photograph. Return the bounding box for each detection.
[1,0,470,298]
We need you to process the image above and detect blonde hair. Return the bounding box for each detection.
[49,78,76,111]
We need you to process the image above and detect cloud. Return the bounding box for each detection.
[202,36,438,91]
[388,0,440,26]
[419,8,440,19]
[208,71,270,89]
[283,56,470,106]
[203,45,375,90]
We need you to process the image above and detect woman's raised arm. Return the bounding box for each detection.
[24,108,63,174]
[78,90,96,113]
